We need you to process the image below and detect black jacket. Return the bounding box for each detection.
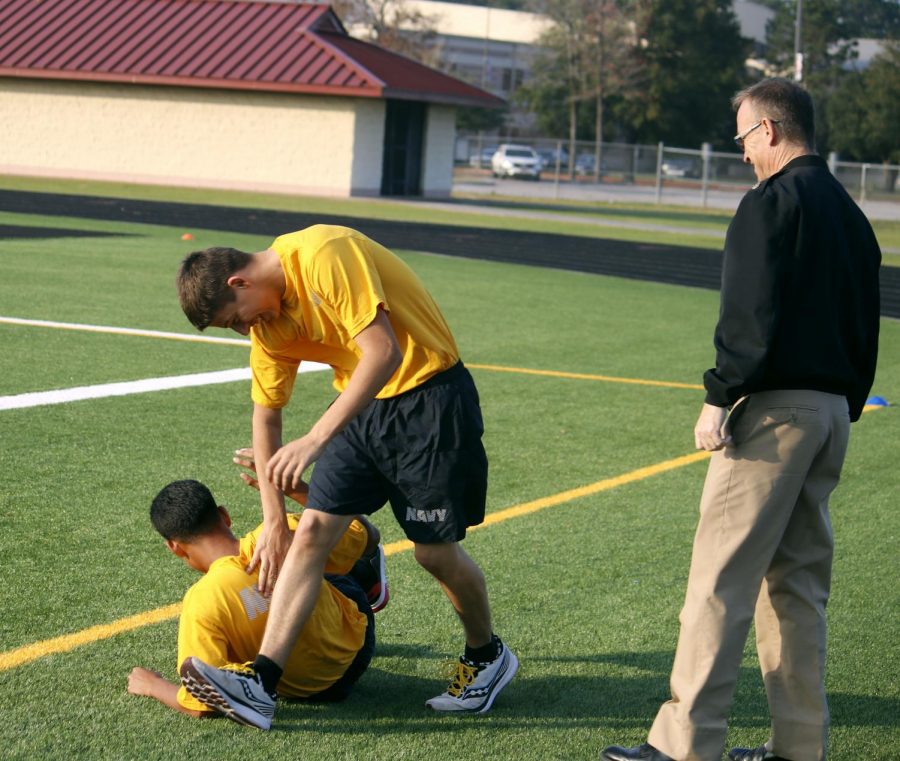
[703,155,881,422]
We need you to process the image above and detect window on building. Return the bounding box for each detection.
[501,68,524,93]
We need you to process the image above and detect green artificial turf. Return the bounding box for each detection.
[1,208,898,760]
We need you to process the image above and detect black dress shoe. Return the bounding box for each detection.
[728,746,792,761]
[601,743,674,761]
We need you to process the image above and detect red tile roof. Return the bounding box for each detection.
[0,0,503,107]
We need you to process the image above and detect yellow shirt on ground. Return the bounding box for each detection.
[175,514,369,712]
[250,225,460,409]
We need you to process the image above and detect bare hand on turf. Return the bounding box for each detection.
[127,667,165,697]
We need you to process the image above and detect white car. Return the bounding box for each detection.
[491,144,541,180]
[661,157,700,178]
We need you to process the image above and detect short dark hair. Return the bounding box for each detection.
[176,247,253,331]
[732,77,815,148]
[150,480,221,541]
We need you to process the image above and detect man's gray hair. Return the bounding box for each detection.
[732,78,816,149]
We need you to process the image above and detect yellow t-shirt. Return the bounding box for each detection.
[250,225,459,409]
[175,514,369,712]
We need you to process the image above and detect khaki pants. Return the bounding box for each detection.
[648,390,850,761]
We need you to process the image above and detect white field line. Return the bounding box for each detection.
[0,316,251,346]
[1,368,252,410]
[0,317,330,411]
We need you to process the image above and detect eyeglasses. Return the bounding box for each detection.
[734,119,780,150]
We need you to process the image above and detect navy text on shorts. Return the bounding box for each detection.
[307,362,488,543]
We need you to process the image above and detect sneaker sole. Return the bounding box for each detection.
[371,585,389,613]
[476,649,518,714]
[179,658,272,730]
[368,546,389,613]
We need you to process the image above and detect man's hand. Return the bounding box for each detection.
[261,309,401,495]
[247,518,293,597]
[264,435,327,495]
[127,667,165,698]
[694,403,731,451]
[234,447,308,506]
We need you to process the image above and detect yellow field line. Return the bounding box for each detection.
[467,362,704,390]
[382,450,712,556]
[1,318,701,391]
[0,450,710,672]
[0,604,181,672]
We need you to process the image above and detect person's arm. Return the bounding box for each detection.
[127,667,208,718]
[233,446,308,505]
[265,308,402,493]
[233,446,376,571]
[247,403,293,596]
[697,192,794,452]
[703,190,793,408]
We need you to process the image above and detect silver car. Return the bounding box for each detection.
[661,157,700,178]
[491,144,541,180]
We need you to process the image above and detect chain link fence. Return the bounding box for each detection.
[454,133,900,209]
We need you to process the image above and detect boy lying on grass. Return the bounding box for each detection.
[127,450,387,719]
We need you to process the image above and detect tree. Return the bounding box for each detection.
[827,42,900,173]
[514,49,580,138]
[584,1,637,178]
[517,0,635,177]
[456,104,509,133]
[332,0,440,66]
[615,0,749,148]
[764,0,900,152]
[765,0,900,77]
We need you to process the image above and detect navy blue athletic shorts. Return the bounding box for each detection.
[306,361,488,543]
[298,574,375,703]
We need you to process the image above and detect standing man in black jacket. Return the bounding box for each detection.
[602,79,881,761]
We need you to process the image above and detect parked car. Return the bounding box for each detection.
[575,154,594,175]
[468,145,498,168]
[660,157,700,178]
[572,153,614,176]
[537,147,569,170]
[491,144,541,180]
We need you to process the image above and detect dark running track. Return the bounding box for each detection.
[2,189,897,317]
[0,223,136,240]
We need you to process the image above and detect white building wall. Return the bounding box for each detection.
[349,98,386,196]
[403,0,550,45]
[0,79,383,197]
[388,0,548,100]
[422,104,456,197]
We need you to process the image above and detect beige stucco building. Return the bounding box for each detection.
[0,0,501,198]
